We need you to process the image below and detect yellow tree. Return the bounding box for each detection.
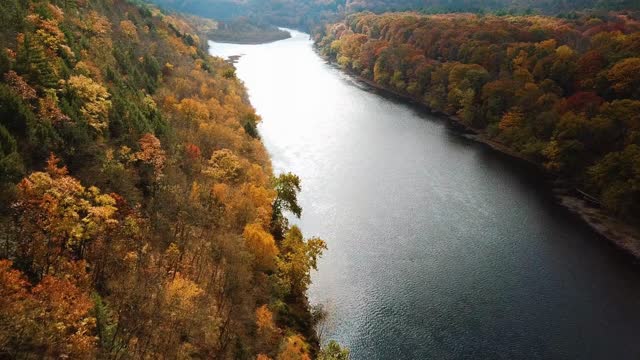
[243,223,279,271]
[607,57,640,97]
[203,149,242,183]
[135,133,167,180]
[120,20,139,41]
[278,226,326,299]
[64,75,111,132]
[255,304,281,352]
[13,154,118,279]
[276,335,311,360]
[498,107,524,131]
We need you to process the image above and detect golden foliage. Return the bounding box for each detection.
[64,75,112,132]
[608,57,640,94]
[120,20,138,40]
[78,11,111,36]
[499,108,525,131]
[277,335,312,360]
[244,223,279,271]
[164,273,204,313]
[203,148,242,183]
[0,260,96,359]
[135,133,166,179]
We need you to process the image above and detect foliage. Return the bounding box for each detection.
[0,259,96,359]
[271,172,303,239]
[318,341,351,360]
[0,0,327,358]
[65,75,112,133]
[148,0,640,32]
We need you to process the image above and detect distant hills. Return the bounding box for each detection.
[149,0,640,29]
[149,0,345,29]
[346,0,640,13]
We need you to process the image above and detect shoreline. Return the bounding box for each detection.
[208,29,292,45]
[321,52,640,260]
[208,35,291,45]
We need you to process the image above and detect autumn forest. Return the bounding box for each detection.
[2,0,640,358]
[0,0,331,358]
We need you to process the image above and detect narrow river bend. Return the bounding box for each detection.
[209,30,640,359]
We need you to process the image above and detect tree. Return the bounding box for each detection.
[0,83,36,137]
[15,33,59,89]
[270,172,302,239]
[0,124,24,185]
[256,304,280,352]
[120,20,138,41]
[0,260,96,359]
[12,154,118,280]
[135,133,166,180]
[278,226,326,299]
[38,90,70,124]
[481,80,518,125]
[499,107,524,131]
[203,148,242,183]
[0,259,36,356]
[607,57,640,98]
[243,223,279,271]
[64,75,112,133]
[318,340,350,360]
[31,274,97,358]
[588,144,640,219]
[276,335,311,360]
[3,71,36,101]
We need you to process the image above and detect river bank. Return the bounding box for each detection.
[320,52,640,261]
[209,33,291,45]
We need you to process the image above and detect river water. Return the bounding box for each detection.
[209,30,640,359]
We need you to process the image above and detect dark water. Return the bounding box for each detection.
[209,30,640,359]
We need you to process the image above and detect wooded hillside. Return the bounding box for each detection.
[149,0,640,31]
[0,0,328,358]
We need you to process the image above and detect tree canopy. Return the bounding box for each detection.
[0,0,327,358]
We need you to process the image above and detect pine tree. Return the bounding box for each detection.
[16,33,59,89]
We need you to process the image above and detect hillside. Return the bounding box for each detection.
[0,0,333,358]
[148,0,640,31]
[345,0,640,14]
[150,0,346,30]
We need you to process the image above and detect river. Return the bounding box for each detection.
[209,29,640,359]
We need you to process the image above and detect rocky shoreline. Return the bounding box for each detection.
[322,54,640,260]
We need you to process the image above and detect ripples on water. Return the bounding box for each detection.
[210,30,640,359]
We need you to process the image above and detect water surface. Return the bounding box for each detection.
[209,30,640,359]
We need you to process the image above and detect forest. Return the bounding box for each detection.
[344,0,640,14]
[316,11,640,225]
[0,0,348,359]
[149,0,640,32]
[149,0,346,31]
